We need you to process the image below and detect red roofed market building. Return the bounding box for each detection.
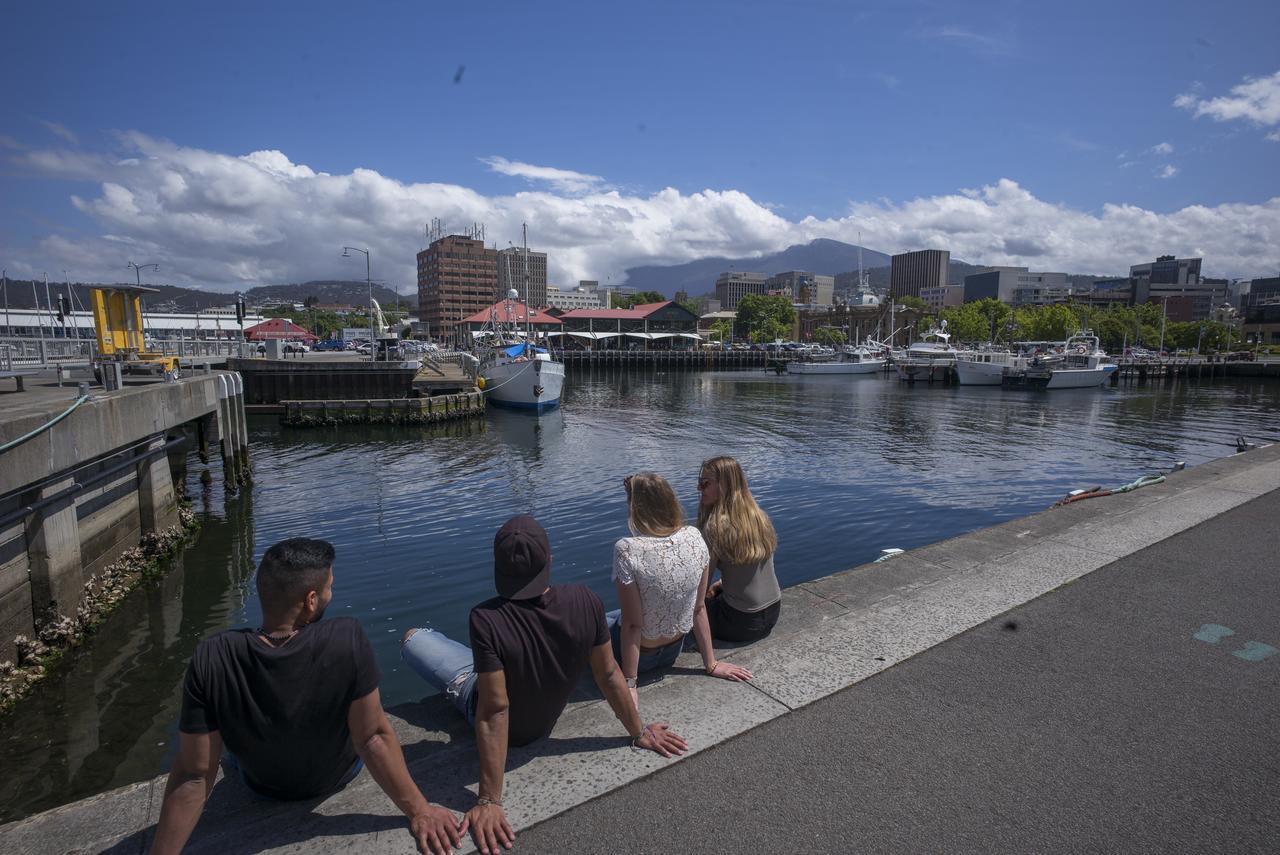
[556,301,702,349]
[458,301,563,340]
[242,318,319,342]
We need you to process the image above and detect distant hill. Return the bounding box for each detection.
[0,279,410,312]
[622,239,892,297]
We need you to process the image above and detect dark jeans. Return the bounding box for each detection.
[223,751,363,801]
[706,592,781,643]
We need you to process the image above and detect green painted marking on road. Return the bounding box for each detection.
[1193,624,1235,644]
[1232,641,1278,663]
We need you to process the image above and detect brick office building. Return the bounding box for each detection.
[417,235,498,341]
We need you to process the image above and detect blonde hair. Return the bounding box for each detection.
[625,472,684,537]
[696,456,776,565]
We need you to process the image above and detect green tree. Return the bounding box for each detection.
[813,326,848,346]
[938,303,989,343]
[897,295,927,311]
[1021,303,1078,341]
[708,319,735,345]
[736,293,796,343]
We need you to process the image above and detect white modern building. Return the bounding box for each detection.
[0,308,265,339]
[546,283,604,310]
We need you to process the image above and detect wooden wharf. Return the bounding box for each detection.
[552,349,775,370]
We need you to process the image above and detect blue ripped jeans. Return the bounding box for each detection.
[400,628,479,725]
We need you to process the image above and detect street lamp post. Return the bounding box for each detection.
[127,260,160,288]
[1158,296,1168,356]
[342,246,374,363]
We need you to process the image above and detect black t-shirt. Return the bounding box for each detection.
[179,616,380,800]
[469,584,609,746]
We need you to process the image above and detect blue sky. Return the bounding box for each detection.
[3,0,1278,290]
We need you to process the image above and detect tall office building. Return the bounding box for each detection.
[889,249,950,299]
[496,246,548,308]
[714,271,767,310]
[416,235,498,339]
[964,267,1070,306]
[1128,256,1224,320]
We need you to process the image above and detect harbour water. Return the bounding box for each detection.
[2,369,1280,821]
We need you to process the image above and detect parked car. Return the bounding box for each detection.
[283,341,309,354]
[313,339,345,352]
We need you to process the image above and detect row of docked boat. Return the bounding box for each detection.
[786,327,1118,389]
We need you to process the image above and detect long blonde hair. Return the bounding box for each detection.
[696,456,776,564]
[625,472,684,537]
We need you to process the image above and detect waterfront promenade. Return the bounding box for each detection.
[1,442,1278,853]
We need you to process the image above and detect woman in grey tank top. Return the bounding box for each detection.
[691,456,782,643]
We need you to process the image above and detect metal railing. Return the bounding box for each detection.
[0,336,253,367]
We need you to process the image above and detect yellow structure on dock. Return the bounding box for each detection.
[89,285,179,373]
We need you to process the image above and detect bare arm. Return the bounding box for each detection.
[588,641,688,757]
[348,688,462,855]
[150,730,222,855]
[691,561,753,683]
[467,670,515,855]
[614,578,645,706]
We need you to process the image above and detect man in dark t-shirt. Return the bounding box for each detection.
[152,539,464,855]
[401,515,687,854]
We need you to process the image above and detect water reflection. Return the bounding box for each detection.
[1,373,1278,822]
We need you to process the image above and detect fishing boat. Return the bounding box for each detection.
[1002,331,1116,389]
[475,226,564,412]
[787,344,884,374]
[954,348,1026,386]
[895,322,959,382]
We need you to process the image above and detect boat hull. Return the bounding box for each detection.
[896,360,955,382]
[482,358,565,411]
[954,360,1005,386]
[1044,365,1117,389]
[787,359,884,375]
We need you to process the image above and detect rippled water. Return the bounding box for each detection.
[3,368,1279,821]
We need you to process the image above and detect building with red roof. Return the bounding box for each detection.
[458,300,563,340]
[555,301,702,349]
[242,317,319,342]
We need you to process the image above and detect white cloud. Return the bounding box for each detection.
[917,25,1014,57]
[1149,142,1174,155]
[481,156,605,194]
[1157,164,1179,179]
[6,134,1280,289]
[36,118,78,144]
[1267,130,1280,142]
[1174,70,1280,127]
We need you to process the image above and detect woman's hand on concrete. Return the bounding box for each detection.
[709,661,753,682]
[409,804,465,855]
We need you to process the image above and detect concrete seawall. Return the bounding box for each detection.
[0,374,247,663]
[2,441,1278,853]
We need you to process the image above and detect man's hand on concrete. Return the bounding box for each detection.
[410,804,465,855]
[637,722,688,757]
[466,802,514,854]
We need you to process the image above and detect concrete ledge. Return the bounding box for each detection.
[3,442,1279,853]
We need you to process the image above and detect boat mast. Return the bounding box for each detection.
[522,222,531,349]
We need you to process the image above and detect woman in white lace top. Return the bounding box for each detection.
[609,473,752,708]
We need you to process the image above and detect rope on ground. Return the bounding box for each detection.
[1051,474,1166,508]
[0,394,90,455]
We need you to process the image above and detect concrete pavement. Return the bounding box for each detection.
[1,442,1278,854]
[520,478,1280,853]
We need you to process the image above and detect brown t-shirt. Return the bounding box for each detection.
[469,584,609,746]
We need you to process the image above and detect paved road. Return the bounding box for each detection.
[520,490,1280,854]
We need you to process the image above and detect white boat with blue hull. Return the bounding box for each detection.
[1002,331,1117,389]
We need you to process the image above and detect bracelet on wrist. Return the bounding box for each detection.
[705,660,719,675]
[476,796,502,808]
